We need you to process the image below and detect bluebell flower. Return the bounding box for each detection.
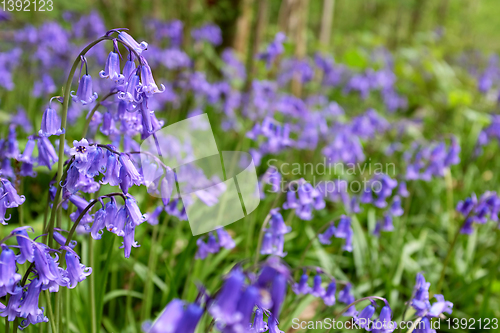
[39,106,64,137]
[427,294,453,317]
[318,222,336,245]
[108,206,127,236]
[172,303,203,333]
[101,152,121,186]
[37,137,58,169]
[68,195,93,226]
[293,273,311,295]
[413,317,434,333]
[13,226,34,264]
[65,248,92,288]
[381,214,394,232]
[18,278,49,329]
[209,269,245,326]
[268,314,284,333]
[338,283,356,316]
[258,32,286,69]
[119,154,143,193]
[122,56,136,82]
[119,73,143,107]
[389,196,403,217]
[311,274,326,297]
[139,59,165,97]
[250,308,268,332]
[53,231,77,248]
[323,280,336,306]
[125,196,147,226]
[397,181,409,197]
[0,285,23,321]
[100,51,125,83]
[121,221,140,258]
[1,179,25,208]
[270,273,286,318]
[191,24,222,45]
[0,245,21,296]
[353,304,375,329]
[69,138,96,164]
[90,208,107,240]
[371,306,395,333]
[32,243,59,288]
[3,125,19,159]
[117,31,148,55]
[411,273,431,316]
[71,74,98,105]
[17,137,36,164]
[148,299,184,333]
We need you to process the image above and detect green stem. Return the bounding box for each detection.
[141,223,159,321]
[44,290,58,333]
[89,238,97,333]
[13,318,18,333]
[436,225,462,293]
[5,294,10,333]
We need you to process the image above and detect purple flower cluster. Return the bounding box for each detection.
[0,227,91,329]
[410,273,453,331]
[282,179,325,221]
[456,192,500,234]
[260,209,291,257]
[147,258,289,333]
[404,137,460,181]
[196,227,236,259]
[318,215,353,252]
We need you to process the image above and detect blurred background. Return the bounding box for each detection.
[2,1,500,333]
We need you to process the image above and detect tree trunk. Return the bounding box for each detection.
[319,0,335,49]
[245,0,269,91]
[234,0,255,55]
[291,0,309,97]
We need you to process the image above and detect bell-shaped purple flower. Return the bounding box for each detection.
[173,303,203,333]
[53,231,77,248]
[250,308,268,332]
[427,294,453,317]
[65,248,92,288]
[90,208,107,240]
[39,106,64,137]
[18,279,48,329]
[390,195,403,217]
[13,226,34,264]
[71,74,98,105]
[17,136,37,164]
[148,299,184,333]
[209,269,245,325]
[32,243,58,287]
[293,273,311,295]
[100,51,125,83]
[1,179,26,208]
[216,227,235,249]
[121,221,140,258]
[371,306,395,333]
[125,196,147,226]
[0,285,23,321]
[139,59,165,97]
[0,245,21,296]
[311,274,325,297]
[271,273,287,318]
[318,223,336,245]
[354,304,375,329]
[117,31,148,55]
[323,280,336,306]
